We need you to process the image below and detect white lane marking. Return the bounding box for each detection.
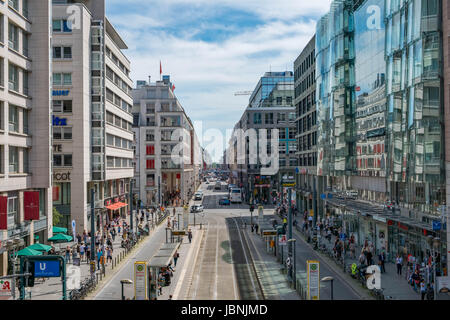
[192,223,209,299]
[172,228,203,299]
[231,217,259,299]
[213,221,219,300]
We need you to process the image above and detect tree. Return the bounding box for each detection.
[53,207,63,226]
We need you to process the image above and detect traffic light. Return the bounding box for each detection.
[24,260,35,287]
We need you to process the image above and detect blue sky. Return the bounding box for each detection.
[107,0,332,161]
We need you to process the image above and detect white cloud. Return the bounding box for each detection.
[107,1,332,161]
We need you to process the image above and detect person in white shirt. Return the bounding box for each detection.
[396,255,403,275]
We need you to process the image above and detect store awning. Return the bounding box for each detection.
[53,226,68,234]
[105,202,128,211]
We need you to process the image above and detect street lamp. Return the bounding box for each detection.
[288,238,296,288]
[321,276,334,300]
[120,279,133,300]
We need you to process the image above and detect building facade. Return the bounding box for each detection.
[231,72,296,204]
[294,35,319,218]
[0,0,53,276]
[314,0,447,274]
[52,0,134,234]
[132,76,201,208]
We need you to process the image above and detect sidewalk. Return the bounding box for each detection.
[292,213,450,300]
[240,218,300,300]
[19,210,172,300]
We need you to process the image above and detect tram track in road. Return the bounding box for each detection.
[228,217,265,300]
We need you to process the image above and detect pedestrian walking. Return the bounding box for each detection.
[173,207,176,216]
[174,251,179,266]
[420,280,426,300]
[106,246,112,264]
[65,246,71,264]
[188,229,192,243]
[396,254,403,275]
[426,283,434,300]
[378,251,386,273]
[255,224,259,233]
[80,243,85,262]
[97,248,103,270]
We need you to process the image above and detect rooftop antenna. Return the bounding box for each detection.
[148,75,151,84]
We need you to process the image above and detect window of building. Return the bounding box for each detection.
[53,154,72,167]
[279,129,286,140]
[8,105,18,132]
[23,71,28,96]
[264,113,273,124]
[276,97,282,105]
[23,109,28,134]
[146,130,155,141]
[53,46,72,59]
[146,174,155,186]
[8,63,19,91]
[52,19,72,32]
[53,100,72,113]
[146,145,155,155]
[23,148,29,173]
[146,159,155,169]
[53,73,72,86]
[9,146,18,173]
[253,113,262,124]
[8,23,18,51]
[7,196,18,227]
[53,182,71,205]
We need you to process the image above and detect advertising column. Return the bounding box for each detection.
[134,261,148,300]
[307,260,320,300]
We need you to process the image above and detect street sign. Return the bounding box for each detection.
[0,279,11,297]
[320,194,326,200]
[34,260,61,277]
[72,220,76,243]
[134,261,148,300]
[172,230,186,236]
[279,234,287,246]
[432,220,441,231]
[327,193,333,199]
[66,265,81,290]
[307,260,320,300]
[262,230,277,236]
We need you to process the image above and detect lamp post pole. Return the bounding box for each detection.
[288,238,296,288]
[90,188,95,261]
[129,179,134,240]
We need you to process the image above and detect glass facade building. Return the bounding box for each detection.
[385,0,445,216]
[249,72,294,108]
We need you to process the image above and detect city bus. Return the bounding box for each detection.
[229,188,242,203]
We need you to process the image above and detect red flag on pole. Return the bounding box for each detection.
[24,191,40,221]
[0,196,7,230]
[160,60,162,76]
[172,84,175,91]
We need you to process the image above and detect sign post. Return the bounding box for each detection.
[307,260,320,300]
[279,234,287,246]
[134,261,148,300]
[72,220,76,243]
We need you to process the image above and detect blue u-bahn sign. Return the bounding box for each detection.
[34,260,61,277]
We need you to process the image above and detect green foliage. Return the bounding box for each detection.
[52,207,62,226]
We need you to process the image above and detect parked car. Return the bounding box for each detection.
[190,205,204,213]
[219,197,231,205]
[214,182,222,190]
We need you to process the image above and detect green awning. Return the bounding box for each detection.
[27,243,52,252]
[34,235,39,240]
[52,226,68,234]
[48,234,72,242]
[14,248,43,257]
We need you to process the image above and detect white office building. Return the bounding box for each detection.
[52,0,134,235]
